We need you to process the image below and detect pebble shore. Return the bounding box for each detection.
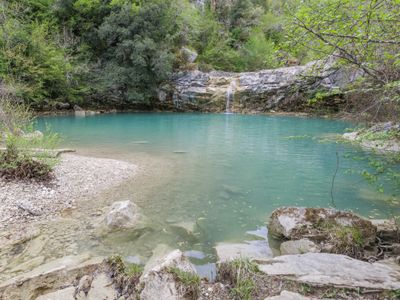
[0,154,137,229]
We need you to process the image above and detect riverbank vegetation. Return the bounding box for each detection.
[0,85,58,180]
[0,0,399,120]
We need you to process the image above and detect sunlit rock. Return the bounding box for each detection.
[257,253,400,290]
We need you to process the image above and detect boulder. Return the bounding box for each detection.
[105,200,139,229]
[140,249,197,300]
[268,207,376,245]
[180,47,198,63]
[280,239,320,255]
[257,253,400,290]
[55,102,71,110]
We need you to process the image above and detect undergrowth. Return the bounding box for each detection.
[168,267,201,300]
[0,146,53,181]
[107,255,143,298]
[217,258,260,300]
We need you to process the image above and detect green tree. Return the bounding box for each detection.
[285,0,400,83]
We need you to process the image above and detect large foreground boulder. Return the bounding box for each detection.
[268,207,376,244]
[257,253,400,290]
[140,249,197,300]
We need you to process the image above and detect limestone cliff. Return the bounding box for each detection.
[158,60,361,113]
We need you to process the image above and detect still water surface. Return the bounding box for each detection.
[35,113,398,265]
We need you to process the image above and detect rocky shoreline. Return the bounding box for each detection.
[0,206,399,299]
[0,153,138,230]
[342,122,400,153]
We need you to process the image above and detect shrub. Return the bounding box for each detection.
[0,147,53,181]
[0,84,58,181]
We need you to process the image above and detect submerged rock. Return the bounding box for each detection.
[215,240,273,262]
[105,200,140,229]
[257,253,400,290]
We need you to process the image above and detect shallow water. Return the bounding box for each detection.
[31,113,399,270]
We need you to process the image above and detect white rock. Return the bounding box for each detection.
[180,47,198,63]
[258,253,400,290]
[105,200,139,229]
[264,290,316,300]
[342,132,358,141]
[140,249,197,300]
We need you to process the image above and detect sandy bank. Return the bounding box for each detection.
[0,154,138,229]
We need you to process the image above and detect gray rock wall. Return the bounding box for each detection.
[159,60,360,113]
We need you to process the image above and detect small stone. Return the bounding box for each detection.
[264,290,314,300]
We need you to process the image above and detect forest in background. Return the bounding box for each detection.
[0,0,399,118]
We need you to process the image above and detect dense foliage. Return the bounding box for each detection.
[0,0,399,114]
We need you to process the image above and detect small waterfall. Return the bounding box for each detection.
[225,79,237,114]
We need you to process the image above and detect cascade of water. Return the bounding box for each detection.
[225,79,237,114]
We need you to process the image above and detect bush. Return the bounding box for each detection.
[0,83,59,181]
[0,147,53,181]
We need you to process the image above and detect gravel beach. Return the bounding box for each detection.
[0,154,138,229]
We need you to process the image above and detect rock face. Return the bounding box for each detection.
[268,207,376,244]
[257,253,400,290]
[105,200,140,229]
[159,60,358,112]
[140,249,197,300]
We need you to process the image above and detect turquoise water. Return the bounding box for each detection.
[36,113,399,259]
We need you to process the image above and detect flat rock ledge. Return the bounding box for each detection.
[342,122,400,153]
[1,250,399,299]
[0,153,138,229]
[257,253,400,290]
